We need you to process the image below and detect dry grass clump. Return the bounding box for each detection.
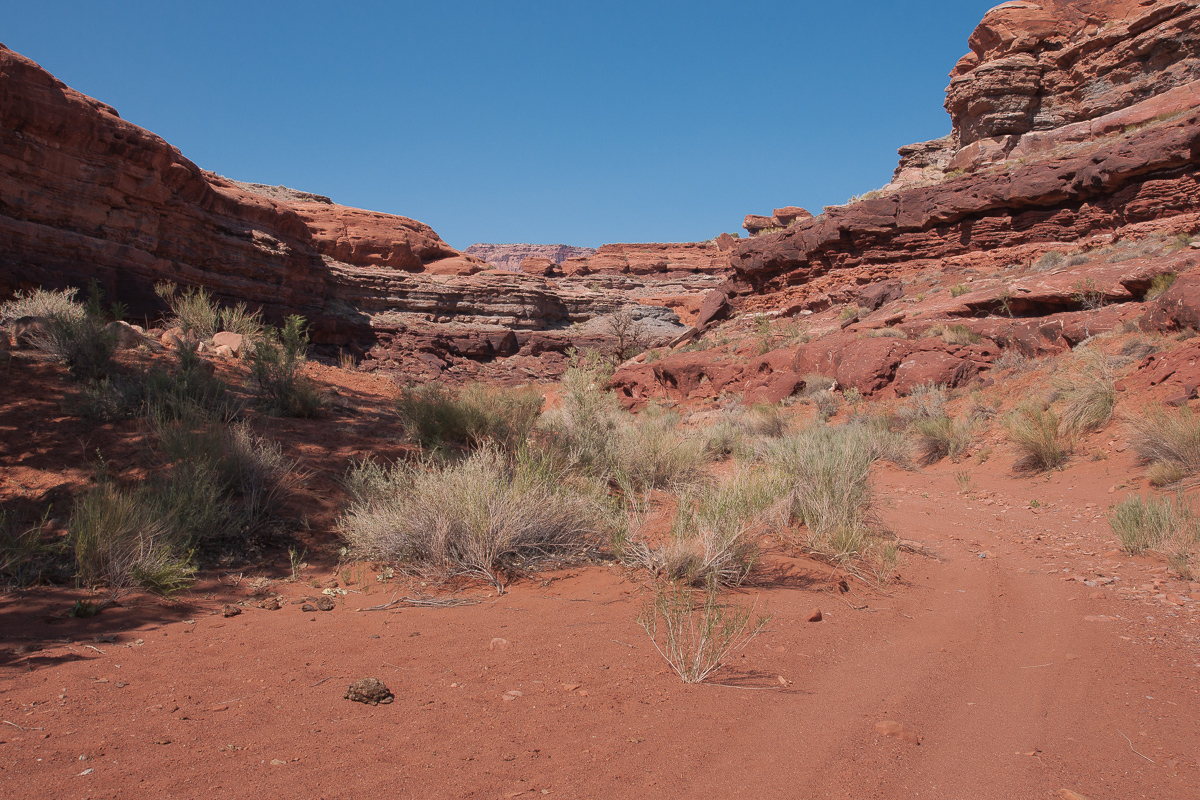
[1057,349,1116,435]
[397,381,543,451]
[632,468,788,587]
[799,374,837,396]
[155,281,262,339]
[609,407,710,492]
[0,512,62,589]
[339,446,607,590]
[702,404,787,460]
[0,287,85,322]
[1005,404,1071,472]
[1033,251,1066,272]
[993,349,1031,373]
[911,415,974,465]
[1128,405,1200,486]
[1109,494,1198,573]
[768,423,897,562]
[924,324,981,345]
[639,579,771,684]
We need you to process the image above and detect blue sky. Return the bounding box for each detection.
[5,1,997,249]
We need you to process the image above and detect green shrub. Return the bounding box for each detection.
[338,446,607,590]
[29,304,118,381]
[949,284,969,297]
[942,324,982,346]
[0,511,62,588]
[141,342,235,422]
[69,483,194,597]
[609,408,710,492]
[1129,405,1200,486]
[396,382,543,451]
[1006,404,1071,472]
[247,315,326,417]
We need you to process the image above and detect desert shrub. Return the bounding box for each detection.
[870,326,908,338]
[69,482,194,598]
[1006,404,1071,472]
[0,287,85,322]
[1120,336,1161,360]
[639,579,771,684]
[768,424,897,561]
[1108,494,1198,561]
[912,415,973,465]
[1058,350,1116,434]
[338,446,606,589]
[812,389,841,421]
[610,407,709,492]
[949,284,969,297]
[537,358,620,471]
[396,382,543,451]
[1033,251,1065,271]
[993,349,1030,373]
[153,413,299,535]
[141,342,235,422]
[247,315,326,417]
[701,404,787,460]
[1072,278,1107,310]
[1066,254,1091,267]
[155,282,263,339]
[603,308,649,365]
[28,287,119,381]
[799,374,837,396]
[1129,405,1200,486]
[896,383,947,427]
[1145,272,1177,301]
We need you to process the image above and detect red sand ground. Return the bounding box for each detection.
[1,353,1198,799]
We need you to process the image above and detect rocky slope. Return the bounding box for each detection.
[613,0,1200,405]
[463,243,597,271]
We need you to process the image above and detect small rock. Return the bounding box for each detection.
[213,344,235,359]
[1065,653,1081,661]
[316,596,335,612]
[259,597,281,611]
[345,677,394,705]
[1165,593,1185,605]
[1058,790,1092,800]
[270,759,287,766]
[301,603,317,613]
[501,689,524,702]
[561,683,581,692]
[874,720,920,745]
[211,331,245,356]
[807,608,823,623]
[489,637,510,651]
[222,604,241,618]
[1083,615,1113,623]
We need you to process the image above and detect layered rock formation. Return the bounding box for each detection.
[0,43,689,381]
[464,243,598,271]
[613,0,1200,404]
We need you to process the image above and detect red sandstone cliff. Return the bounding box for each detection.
[463,243,598,271]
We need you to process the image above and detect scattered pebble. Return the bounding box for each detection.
[874,720,920,745]
[807,608,823,623]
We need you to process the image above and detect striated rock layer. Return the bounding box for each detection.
[0,43,693,381]
[463,243,598,271]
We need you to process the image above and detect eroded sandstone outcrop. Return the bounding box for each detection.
[464,243,598,271]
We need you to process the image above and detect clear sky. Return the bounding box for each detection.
[5,1,997,249]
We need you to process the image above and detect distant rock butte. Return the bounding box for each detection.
[464,244,598,271]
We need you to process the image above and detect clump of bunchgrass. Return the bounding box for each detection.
[1128,405,1200,486]
[1057,349,1116,434]
[1006,404,1071,472]
[912,415,974,465]
[1108,494,1198,565]
[396,382,543,451]
[155,282,263,340]
[338,446,608,591]
[0,287,85,322]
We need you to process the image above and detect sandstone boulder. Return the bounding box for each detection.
[211,331,245,356]
[1141,270,1200,333]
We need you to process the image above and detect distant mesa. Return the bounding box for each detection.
[464,243,598,272]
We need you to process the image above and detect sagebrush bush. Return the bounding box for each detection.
[941,324,982,346]
[701,404,787,460]
[1006,404,1071,472]
[896,383,947,427]
[247,315,326,417]
[30,310,119,381]
[1129,405,1200,486]
[339,446,607,589]
[609,408,710,492]
[396,382,543,451]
